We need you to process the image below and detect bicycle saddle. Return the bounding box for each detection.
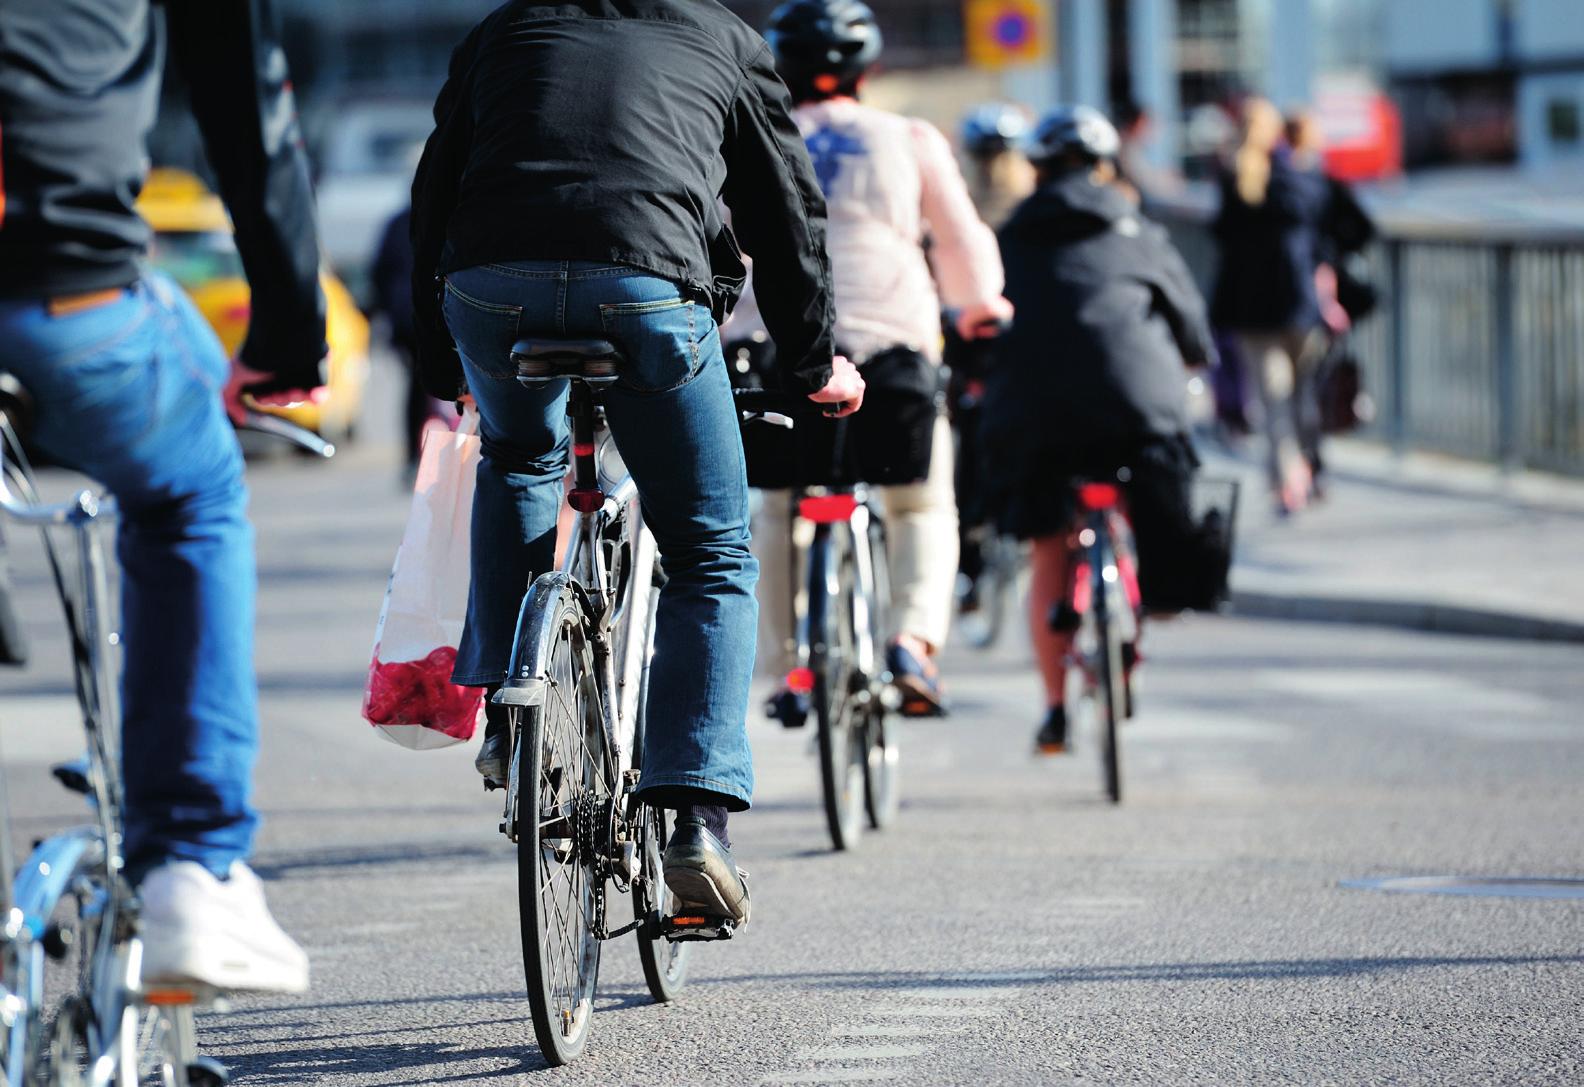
[510,339,624,386]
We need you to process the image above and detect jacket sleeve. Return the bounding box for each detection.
[720,47,834,396]
[164,0,327,391]
[408,27,483,400]
[1146,227,1216,369]
[911,120,1004,311]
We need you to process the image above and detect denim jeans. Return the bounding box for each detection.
[443,261,759,810]
[0,275,258,877]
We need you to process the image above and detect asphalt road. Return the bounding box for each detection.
[2,397,1581,1086]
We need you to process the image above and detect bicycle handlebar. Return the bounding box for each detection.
[732,387,847,429]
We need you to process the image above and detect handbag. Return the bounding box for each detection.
[362,407,486,749]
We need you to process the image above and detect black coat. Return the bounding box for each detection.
[410,0,836,399]
[0,0,327,390]
[1210,153,1331,333]
[985,175,1213,455]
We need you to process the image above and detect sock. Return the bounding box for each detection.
[677,803,730,849]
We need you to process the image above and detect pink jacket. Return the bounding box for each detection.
[724,99,1004,364]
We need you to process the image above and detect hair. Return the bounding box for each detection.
[1285,109,1324,159]
[1234,97,1283,206]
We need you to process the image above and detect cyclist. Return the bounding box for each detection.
[960,103,1037,230]
[410,0,859,928]
[740,0,1013,719]
[0,0,324,991]
[983,107,1214,753]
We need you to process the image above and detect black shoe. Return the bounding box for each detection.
[766,687,810,729]
[663,815,751,927]
[1034,706,1068,755]
[475,727,508,788]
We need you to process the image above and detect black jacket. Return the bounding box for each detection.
[1209,153,1330,334]
[986,175,1213,451]
[410,0,835,399]
[0,0,326,391]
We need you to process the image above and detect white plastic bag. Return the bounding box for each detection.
[362,408,485,749]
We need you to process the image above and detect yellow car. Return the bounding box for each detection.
[136,168,370,443]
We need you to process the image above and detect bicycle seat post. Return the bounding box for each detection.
[508,337,625,517]
[566,381,603,515]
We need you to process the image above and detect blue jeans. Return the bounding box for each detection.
[442,261,758,810]
[0,275,258,877]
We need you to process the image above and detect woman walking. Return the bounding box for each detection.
[1211,98,1331,515]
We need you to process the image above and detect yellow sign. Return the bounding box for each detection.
[965,0,1051,69]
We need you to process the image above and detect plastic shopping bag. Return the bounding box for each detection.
[362,408,485,749]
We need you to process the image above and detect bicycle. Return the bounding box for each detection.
[0,371,332,1086]
[489,338,740,1067]
[1049,478,1143,805]
[735,389,900,854]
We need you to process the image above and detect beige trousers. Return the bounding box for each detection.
[754,415,959,677]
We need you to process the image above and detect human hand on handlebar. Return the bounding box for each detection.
[223,360,328,427]
[954,297,1014,341]
[808,355,865,418]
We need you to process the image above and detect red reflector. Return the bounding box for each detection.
[797,494,859,523]
[1077,483,1120,510]
[785,667,816,695]
[572,442,596,458]
[568,488,604,513]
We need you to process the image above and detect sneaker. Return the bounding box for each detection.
[663,815,750,927]
[887,642,947,718]
[475,726,509,787]
[139,861,309,994]
[1034,706,1069,755]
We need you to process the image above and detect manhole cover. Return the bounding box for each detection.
[1342,876,1584,900]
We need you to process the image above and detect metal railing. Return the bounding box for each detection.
[1155,193,1584,476]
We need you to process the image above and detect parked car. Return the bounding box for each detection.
[137,168,371,443]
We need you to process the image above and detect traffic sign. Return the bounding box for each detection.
[965,0,1051,70]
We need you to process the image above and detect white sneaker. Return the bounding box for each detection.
[138,861,309,994]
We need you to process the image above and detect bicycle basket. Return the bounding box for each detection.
[1187,475,1240,610]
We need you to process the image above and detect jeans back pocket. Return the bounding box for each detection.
[598,298,703,395]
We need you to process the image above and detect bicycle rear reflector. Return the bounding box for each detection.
[1077,483,1120,510]
[798,494,859,523]
[785,667,816,694]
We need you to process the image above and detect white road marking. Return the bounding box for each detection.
[795,1045,930,1061]
[869,1004,1001,1018]
[761,1070,903,1084]
[831,1025,967,1038]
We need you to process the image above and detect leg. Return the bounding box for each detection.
[1028,534,1073,710]
[880,415,960,655]
[752,489,798,681]
[1243,332,1309,512]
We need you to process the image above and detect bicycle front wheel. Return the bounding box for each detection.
[811,526,864,851]
[512,583,608,1065]
[1094,565,1125,805]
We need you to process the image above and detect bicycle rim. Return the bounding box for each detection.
[812,529,863,851]
[862,707,901,830]
[634,805,689,1002]
[515,596,605,1066]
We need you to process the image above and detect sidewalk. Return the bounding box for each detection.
[1211,438,1584,642]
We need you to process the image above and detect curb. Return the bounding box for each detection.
[1230,590,1584,644]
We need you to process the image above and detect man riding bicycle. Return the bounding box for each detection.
[734,0,1013,719]
[983,106,1215,753]
[0,0,324,991]
[409,0,860,928]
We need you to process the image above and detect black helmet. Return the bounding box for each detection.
[961,103,1031,158]
[1027,105,1121,168]
[767,0,883,98]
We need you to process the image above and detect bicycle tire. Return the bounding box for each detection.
[511,581,607,1066]
[630,583,690,1002]
[810,525,865,851]
[861,515,899,830]
[1094,543,1125,805]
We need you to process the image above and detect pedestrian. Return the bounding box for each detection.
[369,203,436,480]
[985,106,1215,753]
[1210,96,1332,516]
[0,0,324,992]
[409,0,861,928]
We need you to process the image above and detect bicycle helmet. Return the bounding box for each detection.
[767,0,883,100]
[961,103,1030,158]
[1026,105,1121,169]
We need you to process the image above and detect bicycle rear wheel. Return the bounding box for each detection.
[512,584,607,1066]
[861,515,899,830]
[1093,555,1125,805]
[811,525,864,851]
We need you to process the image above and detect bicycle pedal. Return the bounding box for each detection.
[660,913,737,943]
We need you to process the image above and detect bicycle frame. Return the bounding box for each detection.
[785,488,885,691]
